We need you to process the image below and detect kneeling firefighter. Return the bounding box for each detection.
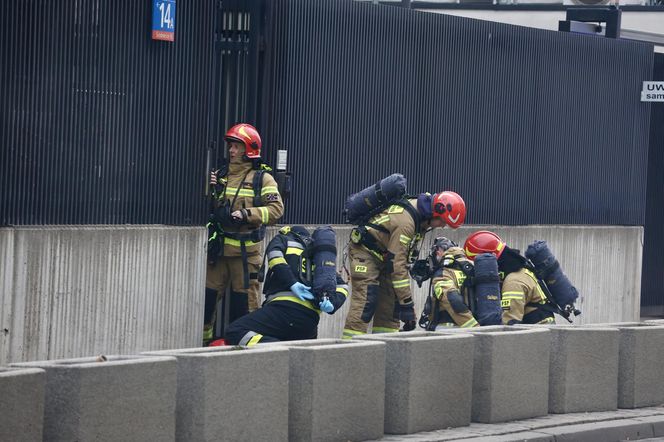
[225,226,348,346]
[341,174,467,339]
[464,231,579,325]
[416,238,480,329]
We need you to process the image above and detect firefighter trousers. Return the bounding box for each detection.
[205,254,262,334]
[343,243,400,338]
[225,301,320,345]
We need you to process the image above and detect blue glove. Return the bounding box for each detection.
[319,298,334,313]
[290,282,314,301]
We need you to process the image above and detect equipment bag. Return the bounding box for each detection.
[343,174,407,224]
[473,253,502,326]
[525,240,579,313]
[310,226,338,301]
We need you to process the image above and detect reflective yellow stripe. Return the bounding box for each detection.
[372,215,389,225]
[343,329,365,339]
[269,296,320,314]
[434,284,444,298]
[502,292,525,300]
[399,234,411,245]
[247,334,263,346]
[337,287,349,297]
[392,279,410,289]
[361,245,384,261]
[224,237,260,247]
[538,317,555,324]
[461,318,479,328]
[286,247,304,256]
[372,327,399,334]
[259,206,269,224]
[203,326,213,340]
[268,257,287,268]
[261,186,279,195]
[225,187,255,197]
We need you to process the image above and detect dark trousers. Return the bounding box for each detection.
[225,301,320,345]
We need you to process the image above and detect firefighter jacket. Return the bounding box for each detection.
[501,268,555,325]
[361,199,429,305]
[210,161,284,257]
[430,267,479,328]
[263,231,348,313]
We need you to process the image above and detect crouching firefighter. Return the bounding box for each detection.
[342,184,467,339]
[225,226,348,346]
[464,231,559,325]
[416,238,480,330]
[204,123,284,344]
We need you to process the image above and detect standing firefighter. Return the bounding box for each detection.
[342,186,467,339]
[225,226,348,345]
[464,231,557,325]
[204,124,284,343]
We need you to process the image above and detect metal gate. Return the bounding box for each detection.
[0,0,268,226]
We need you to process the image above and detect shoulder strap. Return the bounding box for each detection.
[398,198,421,234]
[252,169,265,207]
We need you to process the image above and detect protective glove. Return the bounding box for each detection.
[290,282,314,301]
[394,301,416,322]
[209,170,219,186]
[319,298,334,313]
[231,209,248,223]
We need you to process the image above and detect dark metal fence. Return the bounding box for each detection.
[1,0,657,229]
[0,0,222,225]
[260,0,654,226]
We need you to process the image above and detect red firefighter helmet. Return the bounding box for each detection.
[432,191,466,228]
[225,123,262,159]
[464,230,505,260]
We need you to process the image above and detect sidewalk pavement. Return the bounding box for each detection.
[372,405,664,442]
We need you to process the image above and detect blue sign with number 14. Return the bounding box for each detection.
[152,0,176,42]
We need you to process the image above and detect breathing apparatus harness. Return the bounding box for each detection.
[208,162,270,288]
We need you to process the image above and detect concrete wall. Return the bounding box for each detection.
[0,226,206,365]
[308,225,643,339]
[1,225,642,363]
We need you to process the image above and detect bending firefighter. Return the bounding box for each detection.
[225,226,348,345]
[419,238,479,330]
[205,124,284,343]
[342,190,467,339]
[464,231,555,325]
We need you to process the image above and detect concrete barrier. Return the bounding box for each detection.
[143,345,290,442]
[518,325,619,413]
[590,322,664,409]
[442,326,550,423]
[13,355,177,442]
[356,331,475,434]
[266,339,385,442]
[0,367,45,442]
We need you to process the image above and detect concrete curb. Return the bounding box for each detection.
[370,406,664,442]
